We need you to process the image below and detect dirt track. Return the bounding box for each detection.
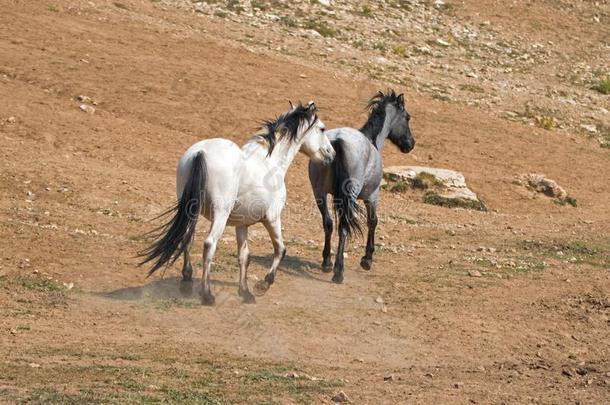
[1,1,609,404]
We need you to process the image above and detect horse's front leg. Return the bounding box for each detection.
[236,225,255,304]
[255,218,286,293]
[315,194,333,272]
[360,199,377,270]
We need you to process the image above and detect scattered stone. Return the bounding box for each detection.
[63,282,74,290]
[579,124,597,134]
[6,116,16,123]
[384,374,396,381]
[517,173,567,199]
[454,382,463,389]
[79,104,95,114]
[331,391,350,403]
[28,363,41,368]
[375,296,384,304]
[468,270,482,277]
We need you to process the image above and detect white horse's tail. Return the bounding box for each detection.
[138,151,206,276]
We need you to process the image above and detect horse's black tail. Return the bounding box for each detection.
[332,139,363,238]
[138,151,206,276]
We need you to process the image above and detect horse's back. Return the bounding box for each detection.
[177,138,242,210]
[310,128,380,199]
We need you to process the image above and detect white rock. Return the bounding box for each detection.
[384,166,484,206]
[79,104,95,114]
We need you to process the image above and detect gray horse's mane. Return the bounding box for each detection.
[360,90,405,148]
[258,102,318,156]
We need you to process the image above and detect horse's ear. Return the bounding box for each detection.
[307,101,317,113]
[288,100,294,109]
[397,93,405,105]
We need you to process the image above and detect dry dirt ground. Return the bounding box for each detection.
[1,1,609,404]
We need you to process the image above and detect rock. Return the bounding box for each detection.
[331,391,350,403]
[6,116,16,123]
[63,282,74,290]
[28,363,41,368]
[518,174,567,199]
[76,95,94,104]
[79,104,95,114]
[375,296,384,304]
[435,38,450,47]
[468,270,482,277]
[318,0,332,6]
[384,166,485,210]
[384,374,396,381]
[579,124,597,133]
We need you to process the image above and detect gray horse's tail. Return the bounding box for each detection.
[138,151,206,276]
[332,139,363,237]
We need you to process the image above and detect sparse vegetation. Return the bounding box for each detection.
[423,191,487,211]
[303,20,336,38]
[392,44,407,57]
[554,196,577,207]
[592,77,610,95]
[412,172,443,190]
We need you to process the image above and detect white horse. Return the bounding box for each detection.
[139,102,334,305]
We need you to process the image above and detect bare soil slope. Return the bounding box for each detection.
[1,1,609,404]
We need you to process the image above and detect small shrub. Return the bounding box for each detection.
[392,44,407,57]
[412,172,443,190]
[535,115,556,130]
[303,20,336,38]
[592,78,610,95]
[423,191,487,211]
[360,5,374,18]
[554,196,577,207]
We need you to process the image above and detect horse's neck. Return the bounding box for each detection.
[267,138,302,175]
[242,138,300,177]
[361,105,392,150]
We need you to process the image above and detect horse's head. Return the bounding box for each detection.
[386,93,415,153]
[296,101,335,164]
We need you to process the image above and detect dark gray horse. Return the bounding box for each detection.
[308,90,415,283]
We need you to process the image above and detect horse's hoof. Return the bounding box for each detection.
[179,280,193,296]
[322,260,333,273]
[264,272,275,285]
[239,289,256,304]
[254,280,270,296]
[332,272,344,284]
[360,257,372,271]
[201,292,215,306]
[182,266,193,282]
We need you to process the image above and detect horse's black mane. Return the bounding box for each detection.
[360,90,405,148]
[258,102,318,156]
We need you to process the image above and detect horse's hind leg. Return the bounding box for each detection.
[315,194,333,272]
[360,199,377,270]
[181,247,193,281]
[332,224,348,284]
[236,225,255,304]
[256,218,286,293]
[200,211,229,306]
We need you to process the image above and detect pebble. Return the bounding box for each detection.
[375,296,384,304]
[331,391,350,403]
[79,104,95,114]
[6,116,16,123]
[468,270,482,277]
